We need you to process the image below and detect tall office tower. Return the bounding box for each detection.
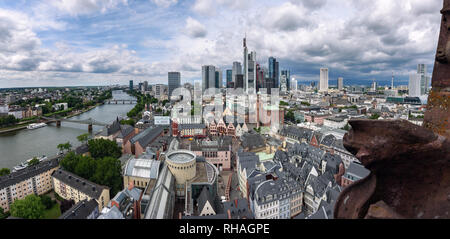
[409,73,421,97]
[168,72,181,97]
[215,69,223,88]
[280,75,288,93]
[256,64,265,92]
[232,62,242,84]
[291,78,298,91]
[269,57,280,88]
[202,65,216,91]
[417,64,429,95]
[138,82,144,91]
[319,68,329,92]
[129,80,133,91]
[144,81,149,91]
[226,70,233,88]
[235,74,244,89]
[281,70,291,90]
[243,38,248,93]
[246,51,257,94]
[338,77,344,91]
[372,80,378,91]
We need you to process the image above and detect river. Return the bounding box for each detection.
[0,90,135,169]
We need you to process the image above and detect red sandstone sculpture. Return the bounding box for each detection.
[334,0,450,219]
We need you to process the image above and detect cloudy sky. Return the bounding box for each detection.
[0,0,444,88]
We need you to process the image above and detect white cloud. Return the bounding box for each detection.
[185,17,207,38]
[150,0,178,8]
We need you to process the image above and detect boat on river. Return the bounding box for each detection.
[27,123,47,130]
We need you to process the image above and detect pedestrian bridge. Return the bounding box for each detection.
[40,116,109,131]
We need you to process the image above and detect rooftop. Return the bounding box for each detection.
[52,169,109,199]
[124,158,160,179]
[166,150,196,164]
[0,158,59,189]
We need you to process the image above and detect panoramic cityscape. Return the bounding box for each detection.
[0,0,449,222]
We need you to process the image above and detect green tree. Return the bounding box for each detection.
[28,157,40,166]
[0,207,7,219]
[77,133,90,144]
[10,195,45,219]
[88,139,122,159]
[74,156,97,180]
[39,195,54,210]
[60,152,81,172]
[92,157,123,196]
[120,119,135,126]
[0,168,10,176]
[63,142,72,152]
[370,113,380,120]
[285,110,295,122]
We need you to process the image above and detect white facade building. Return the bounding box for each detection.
[338,77,344,91]
[319,68,329,92]
[409,73,421,97]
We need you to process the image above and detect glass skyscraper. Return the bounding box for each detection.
[168,72,181,97]
[269,57,279,88]
[226,70,233,87]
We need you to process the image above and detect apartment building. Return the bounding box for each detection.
[52,169,110,211]
[0,158,59,212]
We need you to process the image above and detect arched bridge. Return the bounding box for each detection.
[40,117,109,131]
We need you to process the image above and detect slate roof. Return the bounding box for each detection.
[118,125,134,138]
[0,158,59,189]
[332,139,347,151]
[344,162,370,181]
[52,169,109,199]
[241,133,266,150]
[306,174,329,198]
[320,134,336,147]
[197,186,215,214]
[59,199,98,219]
[222,199,254,219]
[238,152,260,177]
[323,152,343,174]
[281,126,314,141]
[129,126,164,147]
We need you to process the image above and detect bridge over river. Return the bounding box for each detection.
[41,116,109,131]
